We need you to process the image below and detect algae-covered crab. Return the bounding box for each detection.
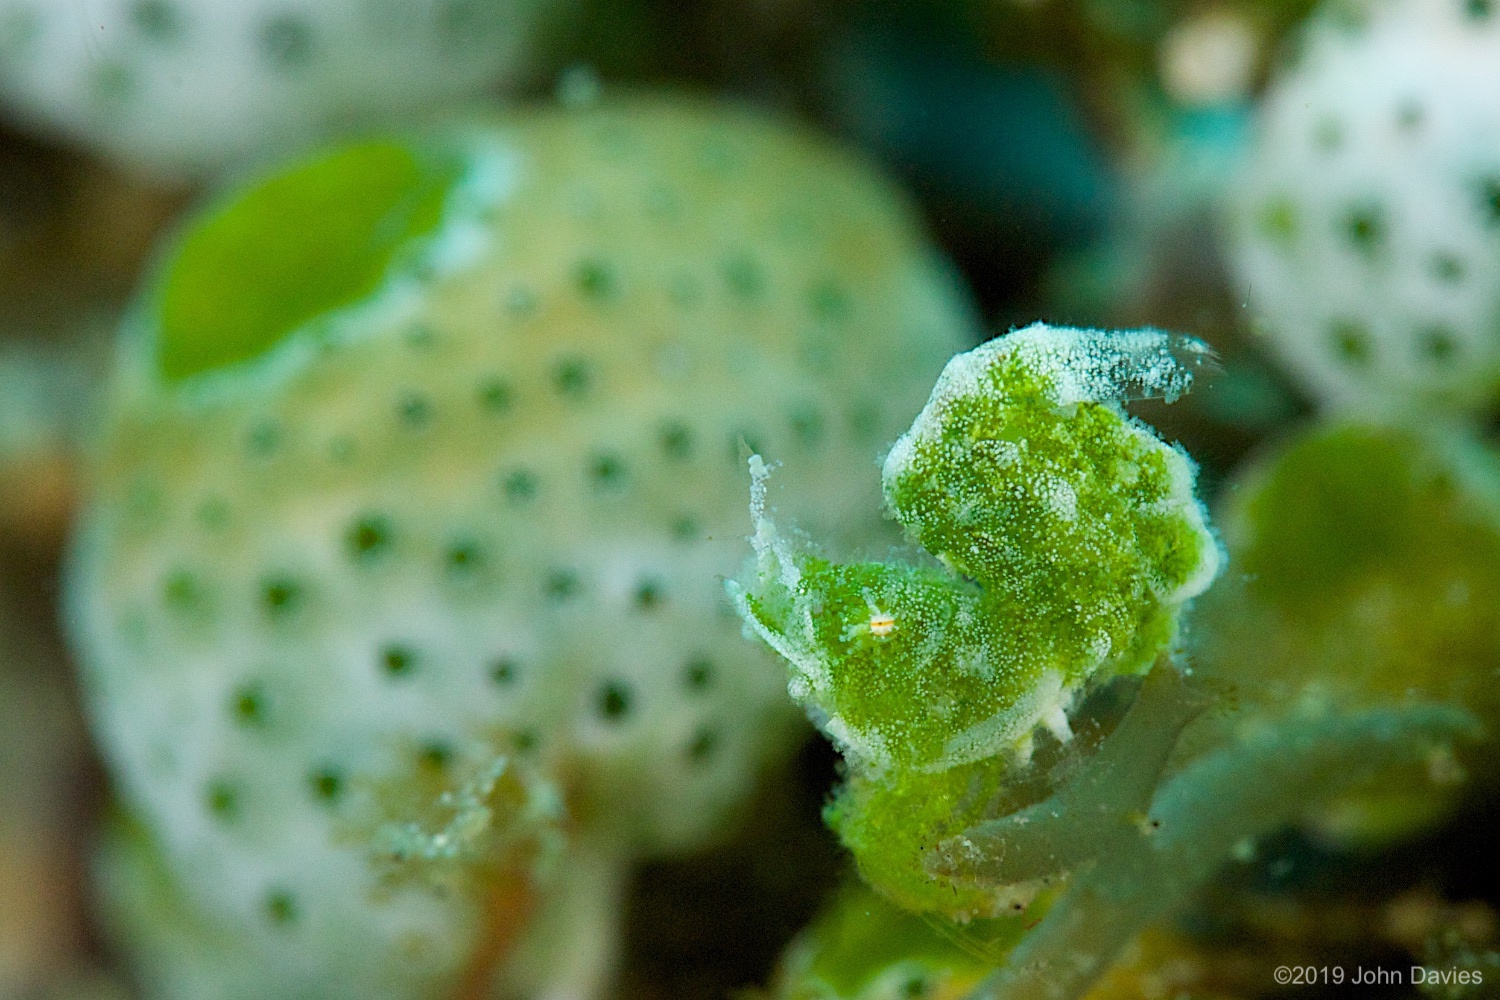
[735,323,1493,1000]
[731,323,1223,919]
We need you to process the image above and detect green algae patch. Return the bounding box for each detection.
[155,140,457,381]
[1204,421,1500,714]
[1235,425,1498,623]
[771,879,1019,1000]
[827,762,1018,918]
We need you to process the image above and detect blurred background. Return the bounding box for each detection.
[4,1,1500,998]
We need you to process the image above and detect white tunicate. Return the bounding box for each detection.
[1228,0,1500,415]
[66,95,983,998]
[0,0,560,178]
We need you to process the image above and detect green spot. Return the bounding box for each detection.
[490,658,518,685]
[125,479,165,526]
[418,741,452,773]
[575,259,616,301]
[310,768,343,803]
[396,393,432,427]
[545,570,580,603]
[328,437,356,462]
[87,62,135,106]
[1330,319,1372,365]
[1420,325,1458,363]
[1312,117,1343,152]
[686,728,717,764]
[265,890,297,926]
[513,730,538,753]
[723,255,764,299]
[590,453,625,488]
[1467,0,1493,19]
[809,280,851,323]
[597,682,632,721]
[347,516,392,561]
[131,0,182,41]
[846,403,880,440]
[260,14,313,68]
[683,657,713,691]
[554,358,590,397]
[667,272,702,308]
[155,140,457,380]
[644,184,681,220]
[697,137,741,176]
[658,421,692,460]
[261,577,302,616]
[197,498,230,531]
[671,515,699,541]
[1257,198,1297,243]
[1431,253,1465,283]
[1478,176,1500,226]
[403,323,437,350]
[1343,203,1385,257]
[381,645,416,678]
[245,420,281,456]
[634,579,663,609]
[478,378,512,413]
[163,570,205,611]
[206,780,239,821]
[445,540,483,574]
[503,285,536,316]
[791,407,824,446]
[503,469,537,503]
[231,683,267,727]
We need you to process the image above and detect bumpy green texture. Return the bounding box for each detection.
[904,420,1495,1000]
[823,758,1038,920]
[755,395,1495,1000]
[732,324,1220,917]
[67,92,977,1000]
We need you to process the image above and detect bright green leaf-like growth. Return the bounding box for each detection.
[155,140,459,381]
[731,323,1221,916]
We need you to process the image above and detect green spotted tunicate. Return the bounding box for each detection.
[67,92,980,999]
